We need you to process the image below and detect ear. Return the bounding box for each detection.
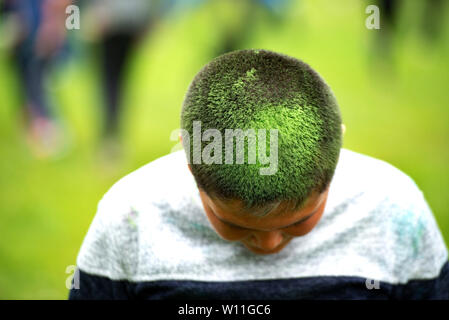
[341,124,346,135]
[179,132,183,143]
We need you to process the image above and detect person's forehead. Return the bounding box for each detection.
[205,190,325,231]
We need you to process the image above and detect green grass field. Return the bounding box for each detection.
[0,0,448,299]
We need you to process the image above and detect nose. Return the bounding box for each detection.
[250,231,284,251]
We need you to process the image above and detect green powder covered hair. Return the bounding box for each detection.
[181,49,342,215]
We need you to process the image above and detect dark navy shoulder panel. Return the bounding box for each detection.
[132,277,394,300]
[394,261,449,300]
[69,269,136,300]
[69,261,449,300]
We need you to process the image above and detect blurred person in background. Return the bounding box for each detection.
[421,0,446,43]
[211,0,292,56]
[370,0,446,65]
[0,0,72,158]
[82,0,182,153]
[83,0,152,147]
[370,0,400,63]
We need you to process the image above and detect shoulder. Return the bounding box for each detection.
[94,150,194,213]
[76,150,195,280]
[331,149,448,283]
[332,148,437,212]
[335,148,432,211]
[336,148,419,191]
[107,150,191,195]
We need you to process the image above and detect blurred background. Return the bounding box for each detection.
[0,0,448,299]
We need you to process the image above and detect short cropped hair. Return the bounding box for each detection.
[181,49,342,215]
